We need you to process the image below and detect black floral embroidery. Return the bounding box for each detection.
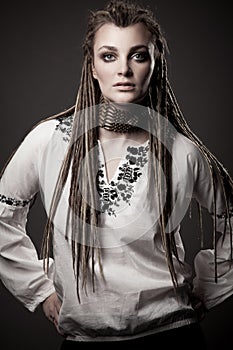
[126,145,149,167]
[55,114,74,142]
[97,143,149,216]
[0,194,30,207]
[117,164,142,184]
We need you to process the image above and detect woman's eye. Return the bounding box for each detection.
[102,53,116,62]
[132,52,149,62]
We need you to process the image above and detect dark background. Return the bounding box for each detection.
[0,1,233,349]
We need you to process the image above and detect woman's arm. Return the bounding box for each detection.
[190,145,233,309]
[0,120,57,312]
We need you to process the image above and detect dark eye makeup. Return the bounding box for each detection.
[99,50,150,63]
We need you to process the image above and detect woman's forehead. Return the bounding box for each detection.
[93,22,153,50]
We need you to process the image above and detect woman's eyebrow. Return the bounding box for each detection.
[129,45,149,51]
[97,44,149,52]
[98,45,118,52]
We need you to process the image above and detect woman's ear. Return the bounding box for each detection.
[92,65,97,79]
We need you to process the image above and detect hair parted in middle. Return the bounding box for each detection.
[40,0,233,300]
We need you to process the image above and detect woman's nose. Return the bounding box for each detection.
[117,58,133,77]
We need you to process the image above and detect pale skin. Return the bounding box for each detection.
[42,22,205,334]
[93,22,155,182]
[42,293,64,335]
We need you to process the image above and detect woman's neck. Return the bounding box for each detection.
[98,126,149,143]
[98,94,150,135]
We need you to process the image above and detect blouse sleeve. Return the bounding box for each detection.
[191,145,233,309]
[0,120,57,312]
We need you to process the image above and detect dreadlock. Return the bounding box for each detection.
[40,0,233,299]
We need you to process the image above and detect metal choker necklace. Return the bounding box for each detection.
[98,95,149,133]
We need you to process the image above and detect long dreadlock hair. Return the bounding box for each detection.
[40,0,233,298]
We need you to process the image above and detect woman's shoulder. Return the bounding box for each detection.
[28,112,74,145]
[54,113,74,142]
[172,131,202,160]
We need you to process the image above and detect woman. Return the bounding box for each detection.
[0,0,233,349]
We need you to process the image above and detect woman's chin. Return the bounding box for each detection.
[104,92,148,105]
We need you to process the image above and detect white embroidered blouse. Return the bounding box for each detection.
[0,115,233,341]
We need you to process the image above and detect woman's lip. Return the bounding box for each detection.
[113,82,135,87]
[114,86,136,91]
[113,83,136,91]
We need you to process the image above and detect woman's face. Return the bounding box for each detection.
[92,22,155,104]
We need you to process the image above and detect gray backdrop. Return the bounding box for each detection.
[0,1,232,349]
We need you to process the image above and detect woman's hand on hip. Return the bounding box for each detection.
[42,292,65,336]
